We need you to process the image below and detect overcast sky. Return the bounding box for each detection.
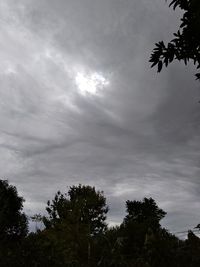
[0,0,200,235]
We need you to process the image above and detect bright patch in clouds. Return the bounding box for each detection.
[75,72,109,96]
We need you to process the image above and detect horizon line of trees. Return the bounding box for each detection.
[1,179,200,267]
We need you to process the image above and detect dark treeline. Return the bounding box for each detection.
[1,180,200,267]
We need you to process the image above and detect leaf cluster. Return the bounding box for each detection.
[150,0,200,79]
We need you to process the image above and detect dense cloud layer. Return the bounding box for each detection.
[0,0,200,235]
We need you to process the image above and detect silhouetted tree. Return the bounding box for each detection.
[177,231,200,267]
[42,184,108,266]
[124,197,166,230]
[96,226,127,267]
[43,184,108,235]
[116,198,168,266]
[150,0,200,79]
[1,180,200,267]
[0,179,28,240]
[0,180,28,267]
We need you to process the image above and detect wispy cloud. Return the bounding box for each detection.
[0,0,199,232]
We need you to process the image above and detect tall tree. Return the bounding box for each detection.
[150,0,200,79]
[0,179,28,240]
[43,184,108,235]
[124,197,166,230]
[0,180,28,267]
[42,184,108,266]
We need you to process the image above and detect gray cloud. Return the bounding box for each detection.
[0,0,199,234]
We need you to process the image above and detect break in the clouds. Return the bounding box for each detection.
[0,0,200,235]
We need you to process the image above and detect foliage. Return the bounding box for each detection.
[40,184,108,266]
[124,197,166,230]
[43,184,108,235]
[1,181,200,266]
[0,179,28,240]
[0,180,28,267]
[150,0,200,79]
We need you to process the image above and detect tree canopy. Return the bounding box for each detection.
[0,179,28,240]
[150,0,200,79]
[43,184,108,235]
[1,180,200,267]
[124,197,166,230]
